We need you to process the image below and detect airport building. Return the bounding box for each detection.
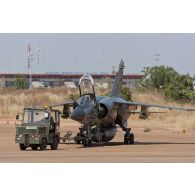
[0,73,143,89]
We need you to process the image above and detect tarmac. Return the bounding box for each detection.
[1,118,195,163]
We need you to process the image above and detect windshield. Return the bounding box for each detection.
[78,94,95,105]
[79,75,95,96]
[23,110,50,124]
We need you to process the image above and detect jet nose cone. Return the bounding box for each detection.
[70,108,85,122]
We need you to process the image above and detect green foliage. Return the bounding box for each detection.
[164,74,195,101]
[69,94,79,101]
[14,74,28,89]
[139,66,178,90]
[139,65,195,102]
[104,91,111,97]
[121,87,132,101]
[143,128,152,132]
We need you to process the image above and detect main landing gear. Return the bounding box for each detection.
[74,126,93,147]
[123,128,134,145]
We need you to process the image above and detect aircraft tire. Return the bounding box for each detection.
[75,134,81,144]
[124,137,129,144]
[83,139,92,147]
[124,133,129,144]
[76,140,81,144]
[129,133,134,144]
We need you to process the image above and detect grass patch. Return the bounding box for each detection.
[143,128,152,132]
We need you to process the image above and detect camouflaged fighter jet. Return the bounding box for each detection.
[52,60,195,147]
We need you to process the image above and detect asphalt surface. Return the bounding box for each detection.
[1,119,195,162]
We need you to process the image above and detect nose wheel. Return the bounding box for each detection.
[75,126,93,147]
[83,138,92,147]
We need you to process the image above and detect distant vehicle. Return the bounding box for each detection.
[15,108,60,151]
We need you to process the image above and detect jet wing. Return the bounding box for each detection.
[114,100,195,111]
[128,111,166,114]
[47,101,74,108]
[36,100,74,109]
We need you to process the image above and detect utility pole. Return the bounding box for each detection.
[27,44,33,89]
[37,44,40,65]
[102,42,104,67]
[112,64,116,75]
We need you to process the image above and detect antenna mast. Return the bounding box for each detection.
[27,44,33,89]
[37,44,40,65]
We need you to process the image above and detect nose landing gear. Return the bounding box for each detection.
[74,125,93,147]
[83,138,92,147]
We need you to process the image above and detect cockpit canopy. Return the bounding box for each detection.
[78,75,96,106]
[79,75,95,96]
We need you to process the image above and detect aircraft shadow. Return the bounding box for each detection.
[60,141,195,148]
[79,141,195,148]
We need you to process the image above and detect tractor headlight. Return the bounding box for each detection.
[16,134,22,140]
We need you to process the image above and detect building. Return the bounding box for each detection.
[0,73,143,89]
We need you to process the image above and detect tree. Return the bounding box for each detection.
[121,87,132,101]
[14,74,28,89]
[164,74,195,101]
[139,65,179,90]
[138,65,195,102]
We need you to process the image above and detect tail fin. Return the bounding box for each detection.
[111,59,125,97]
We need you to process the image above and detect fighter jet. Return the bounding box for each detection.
[54,60,195,147]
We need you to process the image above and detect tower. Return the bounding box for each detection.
[27,44,33,89]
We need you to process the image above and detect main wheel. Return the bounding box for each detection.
[50,136,59,150]
[83,139,92,147]
[129,133,134,144]
[40,138,47,150]
[75,134,81,144]
[31,145,38,150]
[124,133,129,144]
[19,144,26,151]
[76,139,81,144]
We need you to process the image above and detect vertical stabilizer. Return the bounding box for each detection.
[111,59,125,97]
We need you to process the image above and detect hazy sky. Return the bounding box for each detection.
[0,33,195,75]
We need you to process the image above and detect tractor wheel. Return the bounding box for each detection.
[31,145,38,150]
[19,144,26,151]
[40,138,47,150]
[50,136,59,150]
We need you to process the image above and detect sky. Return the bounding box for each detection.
[0,33,195,75]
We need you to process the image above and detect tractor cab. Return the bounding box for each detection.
[21,108,60,130]
[15,108,60,151]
